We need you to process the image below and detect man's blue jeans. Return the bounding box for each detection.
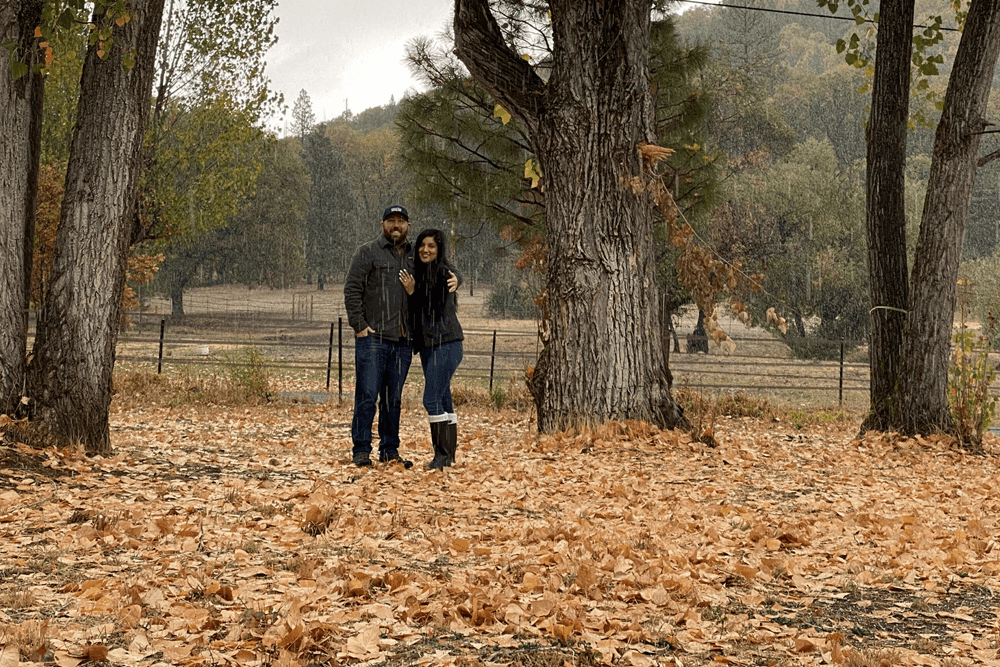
[419,340,463,416]
[352,336,412,456]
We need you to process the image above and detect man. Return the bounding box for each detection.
[343,205,458,468]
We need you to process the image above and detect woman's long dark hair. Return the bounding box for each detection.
[412,228,451,320]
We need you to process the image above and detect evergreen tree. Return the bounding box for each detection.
[290,88,316,139]
[302,129,353,289]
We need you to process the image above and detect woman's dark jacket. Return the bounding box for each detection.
[408,260,464,353]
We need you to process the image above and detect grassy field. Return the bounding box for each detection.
[114,284,888,413]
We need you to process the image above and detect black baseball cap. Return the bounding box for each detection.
[382,205,409,221]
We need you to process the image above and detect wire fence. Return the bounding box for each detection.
[116,315,539,400]
[36,280,987,412]
[107,311,1000,411]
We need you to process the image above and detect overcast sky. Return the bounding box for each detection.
[264,0,454,134]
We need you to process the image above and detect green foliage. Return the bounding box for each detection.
[487,282,537,320]
[146,96,266,241]
[490,385,507,409]
[948,329,997,450]
[327,119,410,245]
[777,34,868,165]
[154,0,280,121]
[818,0,953,127]
[959,255,1000,348]
[302,130,354,284]
[650,18,720,223]
[223,346,272,402]
[151,136,307,301]
[37,6,89,164]
[781,329,848,360]
[290,89,316,139]
[143,0,280,303]
[712,138,869,344]
[397,38,543,239]
[143,0,279,245]
[31,1,132,71]
[690,13,798,172]
[217,138,309,288]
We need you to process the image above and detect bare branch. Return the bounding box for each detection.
[977,146,1000,167]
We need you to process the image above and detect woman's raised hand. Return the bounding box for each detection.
[399,269,415,295]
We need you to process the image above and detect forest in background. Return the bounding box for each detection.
[27,0,1000,350]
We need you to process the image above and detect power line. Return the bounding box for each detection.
[676,0,961,32]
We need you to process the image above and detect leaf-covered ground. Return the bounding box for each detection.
[1,393,999,667]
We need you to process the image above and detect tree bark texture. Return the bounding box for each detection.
[0,0,43,415]
[456,0,686,432]
[896,0,1000,434]
[860,0,914,434]
[26,0,166,453]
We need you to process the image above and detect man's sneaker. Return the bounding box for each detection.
[379,450,413,469]
[352,451,372,467]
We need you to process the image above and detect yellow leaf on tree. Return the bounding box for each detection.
[494,104,512,125]
[524,158,542,188]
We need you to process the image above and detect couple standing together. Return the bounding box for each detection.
[343,205,464,470]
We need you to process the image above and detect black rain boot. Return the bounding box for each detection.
[444,417,458,466]
[427,421,450,470]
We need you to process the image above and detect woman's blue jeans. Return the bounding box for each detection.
[420,340,463,416]
[351,336,412,457]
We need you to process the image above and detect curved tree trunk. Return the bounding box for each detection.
[456,0,686,432]
[859,0,913,434]
[896,0,1000,436]
[26,0,166,454]
[0,0,43,416]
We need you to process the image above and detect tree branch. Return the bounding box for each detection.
[453,0,547,136]
[977,146,1000,167]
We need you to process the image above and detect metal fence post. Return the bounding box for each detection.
[326,322,334,391]
[839,341,845,406]
[489,330,497,392]
[338,317,343,405]
[157,319,165,374]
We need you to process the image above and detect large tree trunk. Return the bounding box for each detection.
[25,0,166,454]
[0,0,43,416]
[456,0,686,431]
[170,286,185,317]
[859,0,914,434]
[896,0,1000,435]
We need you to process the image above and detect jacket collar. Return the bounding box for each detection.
[379,235,411,252]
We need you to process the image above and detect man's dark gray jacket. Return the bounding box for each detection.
[344,236,414,342]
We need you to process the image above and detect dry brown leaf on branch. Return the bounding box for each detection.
[638,142,676,172]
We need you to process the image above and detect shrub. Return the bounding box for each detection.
[780,328,854,361]
[487,283,537,319]
[223,346,272,402]
[948,329,997,451]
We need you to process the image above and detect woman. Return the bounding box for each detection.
[399,229,464,469]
